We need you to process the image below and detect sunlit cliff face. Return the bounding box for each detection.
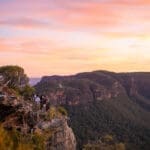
[0,0,150,77]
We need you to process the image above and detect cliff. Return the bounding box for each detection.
[35,71,126,106]
[0,85,76,150]
[35,71,150,150]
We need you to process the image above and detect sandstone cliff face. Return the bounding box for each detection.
[35,71,126,106]
[0,85,76,150]
[41,118,76,150]
[35,71,150,109]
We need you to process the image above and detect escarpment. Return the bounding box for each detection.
[35,71,150,150]
[35,71,126,106]
[0,84,76,150]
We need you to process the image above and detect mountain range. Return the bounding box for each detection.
[35,70,150,150]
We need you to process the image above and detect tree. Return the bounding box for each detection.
[0,65,29,89]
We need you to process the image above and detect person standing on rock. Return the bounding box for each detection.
[35,95,41,110]
[40,95,44,110]
[46,96,50,111]
[33,94,37,101]
[43,96,48,112]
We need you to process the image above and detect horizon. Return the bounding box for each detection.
[29,69,150,78]
[0,0,150,77]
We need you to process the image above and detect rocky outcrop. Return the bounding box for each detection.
[0,85,76,150]
[38,118,76,150]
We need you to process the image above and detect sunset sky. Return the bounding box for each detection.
[0,0,150,77]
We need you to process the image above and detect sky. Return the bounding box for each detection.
[0,0,150,77]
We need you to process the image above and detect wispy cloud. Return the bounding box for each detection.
[0,0,150,76]
[0,18,50,28]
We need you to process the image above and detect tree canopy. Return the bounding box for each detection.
[0,65,29,89]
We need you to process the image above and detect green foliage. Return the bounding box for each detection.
[47,106,68,120]
[0,125,45,150]
[57,106,68,116]
[48,106,58,119]
[0,125,13,150]
[31,133,45,150]
[19,85,35,100]
[83,135,126,150]
[0,65,29,90]
[0,65,34,100]
[66,97,150,150]
[35,71,150,150]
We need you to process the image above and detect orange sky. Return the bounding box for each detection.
[0,0,150,77]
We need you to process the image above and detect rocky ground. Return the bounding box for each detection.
[0,84,76,150]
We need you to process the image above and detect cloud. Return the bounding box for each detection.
[0,38,59,55]
[0,0,149,32]
[0,18,50,28]
[0,0,150,76]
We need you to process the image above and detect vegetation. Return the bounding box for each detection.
[19,85,35,100]
[36,71,150,150]
[0,125,45,150]
[66,98,150,150]
[0,65,29,90]
[57,106,68,116]
[0,65,70,150]
[2,66,149,150]
[0,65,35,100]
[83,135,126,150]
[47,106,68,120]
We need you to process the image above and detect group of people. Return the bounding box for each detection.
[33,94,50,112]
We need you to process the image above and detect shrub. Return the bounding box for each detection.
[19,85,35,100]
[47,106,68,120]
[0,125,13,150]
[48,106,58,119]
[101,134,114,144]
[57,106,68,116]
[115,143,126,150]
[0,125,45,150]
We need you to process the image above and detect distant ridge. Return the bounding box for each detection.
[29,77,41,86]
[35,70,150,149]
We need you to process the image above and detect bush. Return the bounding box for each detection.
[19,85,35,100]
[47,106,68,120]
[101,134,114,144]
[83,135,126,150]
[0,125,45,150]
[57,106,68,116]
[48,106,58,119]
[0,125,13,150]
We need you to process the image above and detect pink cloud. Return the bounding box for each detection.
[0,0,150,76]
[0,18,49,28]
[0,0,149,32]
